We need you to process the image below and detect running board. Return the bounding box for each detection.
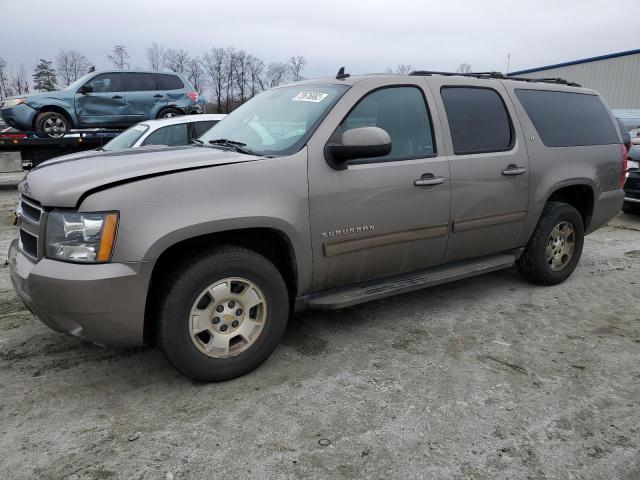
[305,251,521,310]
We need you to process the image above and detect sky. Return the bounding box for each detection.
[0,0,636,82]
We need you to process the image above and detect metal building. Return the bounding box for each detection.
[509,49,640,110]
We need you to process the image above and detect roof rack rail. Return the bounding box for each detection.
[408,70,581,87]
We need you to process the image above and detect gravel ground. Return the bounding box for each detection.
[0,187,639,480]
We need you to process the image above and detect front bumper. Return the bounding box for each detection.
[1,103,38,131]
[8,239,153,346]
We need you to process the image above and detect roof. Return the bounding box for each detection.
[508,48,640,76]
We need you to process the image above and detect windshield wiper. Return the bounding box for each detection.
[191,138,204,146]
[208,138,255,155]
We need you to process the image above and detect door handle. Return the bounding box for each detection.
[153,94,163,98]
[111,95,123,99]
[414,174,446,187]
[501,165,526,176]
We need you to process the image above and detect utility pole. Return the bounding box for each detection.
[507,53,511,74]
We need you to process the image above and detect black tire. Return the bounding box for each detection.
[622,202,640,215]
[35,111,70,138]
[516,201,584,286]
[157,107,183,119]
[156,245,289,382]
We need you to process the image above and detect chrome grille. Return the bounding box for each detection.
[16,195,44,261]
[17,196,42,224]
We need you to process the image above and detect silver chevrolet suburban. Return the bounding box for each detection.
[9,71,627,381]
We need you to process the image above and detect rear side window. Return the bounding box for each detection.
[192,120,219,138]
[515,89,619,147]
[441,87,513,155]
[143,124,188,146]
[157,74,184,90]
[124,73,158,92]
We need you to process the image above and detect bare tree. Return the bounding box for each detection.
[0,57,12,100]
[56,49,91,86]
[395,64,413,74]
[288,56,307,81]
[235,50,249,103]
[265,62,288,88]
[223,47,238,112]
[108,45,130,70]
[163,49,191,74]
[203,47,227,113]
[186,57,205,94]
[247,54,265,97]
[455,62,472,74]
[10,64,30,95]
[146,42,165,71]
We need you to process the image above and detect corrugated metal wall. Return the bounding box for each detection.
[512,53,640,109]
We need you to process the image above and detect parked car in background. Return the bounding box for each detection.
[624,153,640,214]
[0,70,201,138]
[38,114,226,165]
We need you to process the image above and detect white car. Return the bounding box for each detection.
[38,114,226,166]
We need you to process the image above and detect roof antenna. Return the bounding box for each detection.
[336,67,350,80]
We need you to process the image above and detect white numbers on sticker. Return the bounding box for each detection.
[292,92,329,103]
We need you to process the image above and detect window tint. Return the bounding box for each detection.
[157,74,184,90]
[124,73,158,92]
[83,73,122,93]
[192,120,219,138]
[143,124,189,146]
[332,86,435,162]
[441,87,513,155]
[515,89,619,147]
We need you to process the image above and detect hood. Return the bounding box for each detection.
[20,146,259,208]
[37,144,174,167]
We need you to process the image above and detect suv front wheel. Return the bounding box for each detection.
[517,201,585,285]
[156,246,289,382]
[35,111,70,138]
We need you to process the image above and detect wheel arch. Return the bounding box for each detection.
[544,181,595,231]
[34,105,74,129]
[143,227,299,345]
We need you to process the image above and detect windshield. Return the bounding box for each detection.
[102,124,149,151]
[63,73,94,91]
[199,84,349,156]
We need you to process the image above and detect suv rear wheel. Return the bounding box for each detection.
[157,107,182,119]
[516,201,584,285]
[156,245,289,382]
[35,111,70,138]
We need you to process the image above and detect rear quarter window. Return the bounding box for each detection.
[157,74,185,90]
[515,89,619,147]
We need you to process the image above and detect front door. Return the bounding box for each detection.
[124,72,166,122]
[428,78,531,262]
[307,79,451,290]
[75,72,125,127]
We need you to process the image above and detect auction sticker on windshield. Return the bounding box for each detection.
[292,92,329,103]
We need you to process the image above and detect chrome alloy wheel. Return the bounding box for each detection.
[43,116,67,138]
[546,221,575,271]
[189,277,267,358]
[162,112,177,118]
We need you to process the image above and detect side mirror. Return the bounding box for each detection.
[79,84,93,94]
[325,126,392,170]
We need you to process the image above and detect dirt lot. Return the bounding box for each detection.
[0,186,639,480]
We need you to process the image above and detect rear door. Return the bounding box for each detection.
[75,72,125,126]
[427,77,530,262]
[124,73,166,122]
[307,78,451,290]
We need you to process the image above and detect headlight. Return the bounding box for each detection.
[2,98,25,108]
[45,211,118,263]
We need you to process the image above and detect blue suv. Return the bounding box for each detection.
[0,70,201,138]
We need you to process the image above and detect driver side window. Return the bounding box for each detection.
[83,73,123,93]
[331,86,436,162]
